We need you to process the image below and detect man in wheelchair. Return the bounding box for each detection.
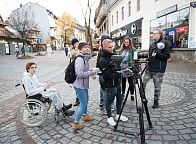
[22,62,74,117]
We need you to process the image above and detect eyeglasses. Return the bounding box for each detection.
[30,66,37,69]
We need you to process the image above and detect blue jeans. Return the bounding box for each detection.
[74,87,89,123]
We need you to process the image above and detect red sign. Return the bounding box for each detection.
[176,26,188,33]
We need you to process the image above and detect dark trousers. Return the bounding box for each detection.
[105,85,122,118]
[121,76,134,95]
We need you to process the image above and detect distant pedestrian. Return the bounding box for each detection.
[64,44,69,56]
[47,44,52,59]
[15,46,19,58]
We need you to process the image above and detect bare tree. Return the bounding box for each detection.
[77,0,97,51]
[8,10,35,56]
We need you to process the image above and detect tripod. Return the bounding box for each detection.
[114,63,152,144]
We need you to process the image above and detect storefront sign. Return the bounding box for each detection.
[131,23,137,35]
[176,26,188,33]
[111,18,142,39]
[111,29,128,39]
[157,5,177,18]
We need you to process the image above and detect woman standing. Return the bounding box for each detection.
[120,36,136,100]
[72,42,96,130]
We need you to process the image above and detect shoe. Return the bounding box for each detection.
[107,117,116,126]
[152,100,159,109]
[62,109,75,117]
[122,93,125,97]
[63,103,72,110]
[72,123,84,130]
[82,114,94,121]
[99,99,104,107]
[131,95,134,101]
[115,114,128,122]
[73,98,80,106]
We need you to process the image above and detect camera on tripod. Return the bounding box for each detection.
[111,49,149,75]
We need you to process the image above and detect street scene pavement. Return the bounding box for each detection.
[0,50,196,144]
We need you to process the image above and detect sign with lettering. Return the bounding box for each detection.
[176,26,188,33]
[157,5,177,18]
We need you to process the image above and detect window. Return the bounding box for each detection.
[128,1,131,16]
[112,15,114,26]
[122,7,124,20]
[150,16,166,32]
[178,8,189,26]
[116,11,118,24]
[137,0,140,11]
[166,12,178,28]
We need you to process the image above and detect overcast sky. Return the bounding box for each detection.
[0,0,98,27]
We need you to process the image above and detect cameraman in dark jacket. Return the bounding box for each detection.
[97,39,128,126]
[143,29,170,109]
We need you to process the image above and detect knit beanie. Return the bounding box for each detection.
[78,42,88,50]
[71,38,79,46]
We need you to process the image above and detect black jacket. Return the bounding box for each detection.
[148,37,170,73]
[96,49,120,89]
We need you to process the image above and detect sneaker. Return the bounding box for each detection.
[131,95,134,101]
[107,117,116,126]
[73,98,80,106]
[115,114,128,122]
[62,109,75,117]
[72,123,84,130]
[82,114,94,121]
[63,103,72,110]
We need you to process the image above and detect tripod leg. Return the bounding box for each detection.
[137,107,145,144]
[114,86,130,131]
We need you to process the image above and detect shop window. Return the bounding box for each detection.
[176,26,188,48]
[166,11,178,28]
[178,8,189,26]
[150,16,166,32]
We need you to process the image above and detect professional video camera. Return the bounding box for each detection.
[111,49,149,73]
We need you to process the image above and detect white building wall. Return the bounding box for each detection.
[109,0,194,49]
[10,2,55,44]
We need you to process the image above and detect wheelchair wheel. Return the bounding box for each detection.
[17,99,48,127]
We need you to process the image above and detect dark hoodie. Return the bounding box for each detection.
[148,36,170,73]
[97,49,120,89]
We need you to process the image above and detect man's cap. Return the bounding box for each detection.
[71,38,79,46]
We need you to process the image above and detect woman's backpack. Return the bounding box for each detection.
[64,55,84,84]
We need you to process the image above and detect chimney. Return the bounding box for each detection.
[20,4,22,7]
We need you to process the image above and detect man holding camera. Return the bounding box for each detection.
[143,29,170,109]
[97,39,128,126]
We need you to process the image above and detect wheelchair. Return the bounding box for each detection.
[16,84,62,127]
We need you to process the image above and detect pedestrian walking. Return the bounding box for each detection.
[47,44,52,59]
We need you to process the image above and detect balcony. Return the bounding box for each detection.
[95,3,109,28]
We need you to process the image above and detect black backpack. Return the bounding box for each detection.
[64,55,84,84]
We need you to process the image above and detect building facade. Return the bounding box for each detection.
[94,0,196,61]
[9,2,61,50]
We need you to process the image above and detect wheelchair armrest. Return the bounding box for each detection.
[27,94,50,103]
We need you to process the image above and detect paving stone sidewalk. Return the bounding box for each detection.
[0,51,196,144]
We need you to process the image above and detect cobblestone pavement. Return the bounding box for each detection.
[0,51,196,144]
